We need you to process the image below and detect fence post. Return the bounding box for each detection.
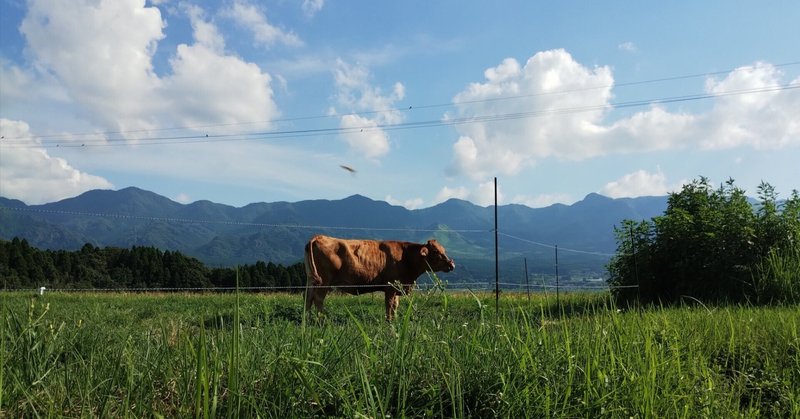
[629,224,641,303]
[524,257,530,304]
[494,177,499,318]
[555,245,560,314]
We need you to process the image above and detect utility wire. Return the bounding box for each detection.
[7,59,799,141]
[498,232,617,257]
[3,83,797,148]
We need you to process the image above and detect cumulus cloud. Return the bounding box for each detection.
[385,195,424,210]
[448,49,615,180]
[435,186,469,202]
[618,41,637,52]
[165,4,277,128]
[220,0,303,47]
[510,193,574,208]
[600,168,685,198]
[302,0,325,17]
[448,50,800,182]
[435,181,500,206]
[696,63,800,149]
[174,193,192,204]
[339,114,390,159]
[1,0,286,203]
[333,59,405,160]
[0,119,113,204]
[19,0,164,132]
[17,0,279,134]
[437,184,573,208]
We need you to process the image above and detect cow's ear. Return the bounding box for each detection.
[420,246,429,257]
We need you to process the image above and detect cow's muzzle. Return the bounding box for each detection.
[446,259,455,272]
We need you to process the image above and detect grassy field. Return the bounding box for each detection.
[1,289,798,418]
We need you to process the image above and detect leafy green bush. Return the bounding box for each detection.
[608,177,800,305]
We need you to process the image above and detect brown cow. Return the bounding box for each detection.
[304,235,455,320]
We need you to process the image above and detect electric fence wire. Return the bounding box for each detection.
[2,76,798,148]
[2,282,639,293]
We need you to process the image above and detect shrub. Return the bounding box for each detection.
[608,177,800,305]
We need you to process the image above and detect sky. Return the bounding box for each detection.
[1,0,799,209]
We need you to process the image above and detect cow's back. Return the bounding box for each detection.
[307,235,403,287]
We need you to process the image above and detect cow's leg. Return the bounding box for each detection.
[304,284,315,313]
[313,288,329,314]
[384,291,400,321]
[305,283,328,320]
[305,284,314,312]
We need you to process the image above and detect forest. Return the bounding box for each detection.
[0,238,305,291]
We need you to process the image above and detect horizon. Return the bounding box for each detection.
[2,184,656,210]
[1,1,798,209]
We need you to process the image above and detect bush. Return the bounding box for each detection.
[608,177,800,305]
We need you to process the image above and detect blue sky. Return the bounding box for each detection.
[1,0,798,208]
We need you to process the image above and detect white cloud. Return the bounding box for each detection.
[696,63,800,150]
[174,193,192,204]
[510,193,574,208]
[600,168,685,198]
[163,41,278,128]
[302,0,325,17]
[333,59,405,160]
[618,41,637,52]
[448,50,800,183]
[435,186,469,202]
[19,0,164,132]
[339,114,390,159]
[435,181,500,206]
[184,4,225,53]
[385,195,424,210]
[448,49,615,180]
[16,0,279,134]
[220,0,303,48]
[0,119,113,204]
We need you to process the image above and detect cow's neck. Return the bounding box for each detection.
[404,242,430,279]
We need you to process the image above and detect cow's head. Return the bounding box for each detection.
[420,239,455,272]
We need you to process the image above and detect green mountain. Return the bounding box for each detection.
[0,187,667,283]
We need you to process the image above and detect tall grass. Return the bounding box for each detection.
[1,290,798,417]
[753,245,800,304]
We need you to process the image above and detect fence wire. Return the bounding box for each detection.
[2,282,638,294]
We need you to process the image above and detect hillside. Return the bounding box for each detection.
[0,188,667,282]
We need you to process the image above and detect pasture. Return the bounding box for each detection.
[1,290,798,417]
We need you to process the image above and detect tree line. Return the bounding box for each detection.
[608,178,800,305]
[0,238,306,291]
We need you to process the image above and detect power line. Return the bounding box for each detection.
[6,59,799,141]
[498,232,617,257]
[3,82,797,148]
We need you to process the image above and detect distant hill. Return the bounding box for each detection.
[0,187,668,283]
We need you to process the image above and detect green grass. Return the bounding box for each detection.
[1,290,798,417]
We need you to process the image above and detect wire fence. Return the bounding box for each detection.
[2,282,639,294]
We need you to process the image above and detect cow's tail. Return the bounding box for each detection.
[304,236,322,286]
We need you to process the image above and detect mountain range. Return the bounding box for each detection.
[0,187,668,283]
